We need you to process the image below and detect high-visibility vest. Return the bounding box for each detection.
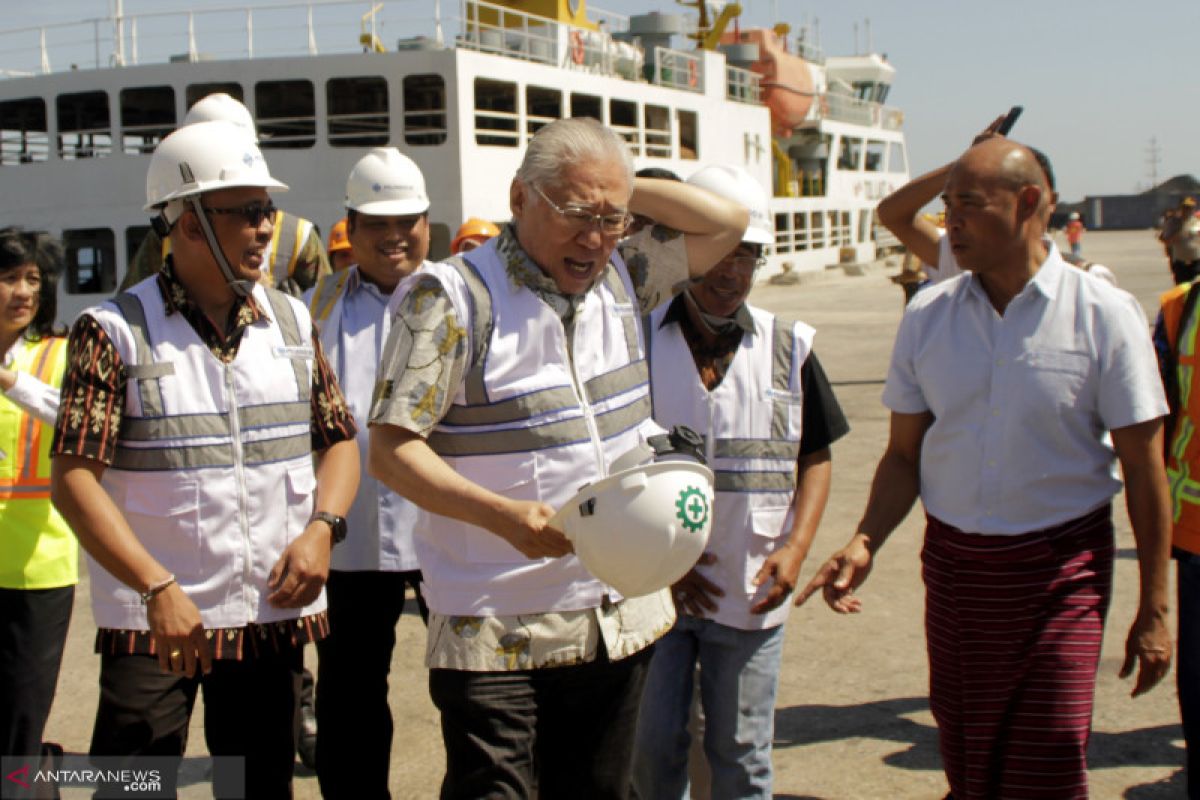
[403,241,662,616]
[647,302,812,629]
[1163,281,1200,554]
[0,336,77,588]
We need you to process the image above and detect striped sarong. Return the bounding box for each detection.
[922,505,1114,800]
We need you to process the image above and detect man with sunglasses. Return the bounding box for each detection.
[304,147,434,799]
[120,92,330,297]
[632,164,848,799]
[368,117,748,798]
[49,120,359,798]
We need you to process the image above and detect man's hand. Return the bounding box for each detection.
[496,499,573,559]
[672,553,722,617]
[1119,607,1173,697]
[972,114,1008,147]
[793,534,874,613]
[751,543,805,614]
[147,583,212,677]
[267,521,332,608]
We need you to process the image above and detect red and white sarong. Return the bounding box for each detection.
[922,505,1114,800]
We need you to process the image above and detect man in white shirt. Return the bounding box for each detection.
[305,147,432,799]
[798,138,1172,800]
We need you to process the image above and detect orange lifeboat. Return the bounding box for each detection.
[721,28,814,137]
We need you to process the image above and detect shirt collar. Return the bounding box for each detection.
[495,223,593,321]
[659,291,755,335]
[156,256,268,327]
[963,236,1063,306]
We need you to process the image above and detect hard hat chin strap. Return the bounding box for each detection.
[187,197,255,297]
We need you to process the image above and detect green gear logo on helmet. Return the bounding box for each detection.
[674,486,709,533]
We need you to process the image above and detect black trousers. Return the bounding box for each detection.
[429,644,654,800]
[89,645,302,799]
[0,586,74,758]
[315,569,426,800]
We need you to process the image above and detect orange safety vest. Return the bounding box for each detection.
[0,336,77,588]
[1163,282,1200,555]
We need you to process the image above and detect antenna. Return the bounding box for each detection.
[1146,136,1162,190]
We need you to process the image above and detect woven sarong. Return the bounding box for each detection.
[922,505,1114,800]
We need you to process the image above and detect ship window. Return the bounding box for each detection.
[837,136,862,170]
[676,109,698,160]
[0,97,49,165]
[57,91,112,160]
[63,228,117,295]
[124,226,151,285]
[609,98,638,156]
[327,76,390,147]
[403,74,447,146]
[120,86,175,156]
[474,78,518,147]
[256,80,315,149]
[644,104,670,158]
[858,209,873,244]
[888,142,906,173]
[864,140,886,172]
[186,83,243,108]
[809,211,824,250]
[525,85,561,141]
[841,210,853,245]
[570,93,601,121]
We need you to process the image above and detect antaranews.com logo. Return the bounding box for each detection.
[5,764,161,793]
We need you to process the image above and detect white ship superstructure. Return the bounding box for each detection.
[0,0,909,324]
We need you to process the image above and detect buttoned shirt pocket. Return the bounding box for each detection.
[1018,349,1092,408]
[461,454,542,564]
[744,505,791,593]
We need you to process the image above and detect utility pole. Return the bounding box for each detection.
[1146,136,1162,191]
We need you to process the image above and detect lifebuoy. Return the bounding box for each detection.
[571,31,585,65]
[687,59,698,88]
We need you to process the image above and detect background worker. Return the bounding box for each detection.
[121,93,330,296]
[0,228,76,767]
[305,147,433,799]
[632,165,848,799]
[449,217,499,255]
[50,120,358,798]
[368,117,748,798]
[1064,210,1086,257]
[327,218,356,272]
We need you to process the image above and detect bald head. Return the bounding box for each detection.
[956,138,1047,194]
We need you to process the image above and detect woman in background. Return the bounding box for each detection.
[0,227,76,761]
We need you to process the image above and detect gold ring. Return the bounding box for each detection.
[169,648,182,659]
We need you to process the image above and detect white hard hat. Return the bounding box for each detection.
[551,427,714,597]
[687,164,773,245]
[345,147,430,216]
[144,120,287,212]
[184,93,257,141]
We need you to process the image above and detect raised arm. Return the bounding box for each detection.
[629,177,749,276]
[876,165,951,268]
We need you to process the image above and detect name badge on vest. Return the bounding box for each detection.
[612,302,637,318]
[273,345,314,361]
[764,387,803,406]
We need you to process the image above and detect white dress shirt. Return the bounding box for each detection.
[883,242,1166,535]
[2,340,61,426]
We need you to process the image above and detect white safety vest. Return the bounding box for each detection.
[647,302,813,630]
[410,242,662,615]
[86,280,325,630]
[307,265,424,572]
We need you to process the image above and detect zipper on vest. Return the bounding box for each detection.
[225,364,254,611]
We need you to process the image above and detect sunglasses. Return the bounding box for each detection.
[201,201,278,228]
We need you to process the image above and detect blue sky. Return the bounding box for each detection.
[12,0,1198,201]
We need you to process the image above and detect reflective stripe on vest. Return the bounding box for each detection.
[120,401,310,441]
[770,317,796,439]
[429,256,648,456]
[1168,282,1200,529]
[269,212,303,287]
[112,430,311,471]
[0,337,67,499]
[308,269,353,325]
[714,470,795,492]
[262,286,311,402]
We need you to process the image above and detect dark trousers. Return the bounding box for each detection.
[430,645,654,800]
[315,569,426,800]
[89,646,302,799]
[0,586,74,758]
[1178,552,1200,798]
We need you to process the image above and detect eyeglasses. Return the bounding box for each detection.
[201,201,278,228]
[722,254,767,274]
[531,184,630,236]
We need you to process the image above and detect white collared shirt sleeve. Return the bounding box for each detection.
[4,369,61,426]
[1095,288,1168,430]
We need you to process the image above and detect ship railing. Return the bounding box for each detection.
[725,65,761,104]
[822,93,903,130]
[456,0,558,66]
[651,46,702,93]
[793,39,824,65]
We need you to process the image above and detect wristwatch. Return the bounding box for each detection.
[311,511,347,545]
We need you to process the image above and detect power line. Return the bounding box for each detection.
[1146,136,1162,190]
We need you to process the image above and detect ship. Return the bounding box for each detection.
[0,0,910,324]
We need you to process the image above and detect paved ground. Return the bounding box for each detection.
[42,229,1186,798]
